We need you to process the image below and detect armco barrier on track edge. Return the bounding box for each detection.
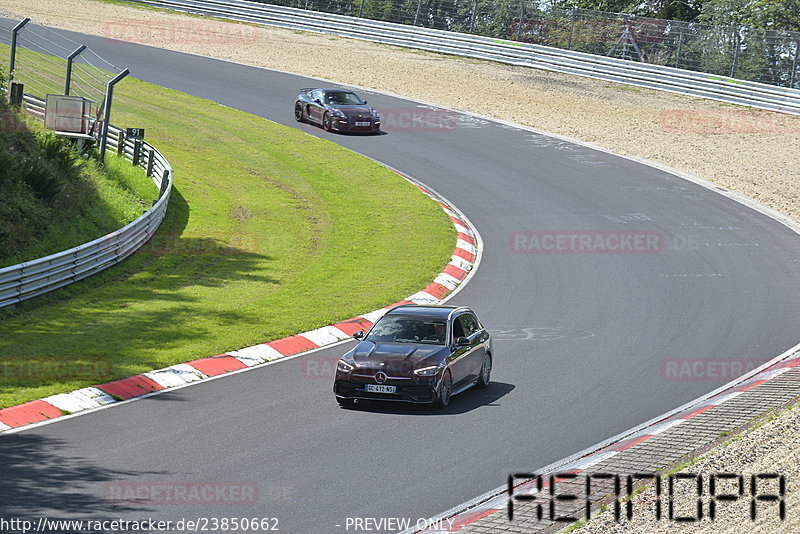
[125,0,800,115]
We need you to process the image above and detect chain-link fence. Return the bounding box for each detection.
[512,7,800,88]
[0,20,174,308]
[254,0,800,88]
[0,19,124,114]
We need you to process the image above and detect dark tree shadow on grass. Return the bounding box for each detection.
[0,186,280,398]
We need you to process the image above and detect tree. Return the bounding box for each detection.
[699,0,756,26]
[641,0,704,21]
[555,0,704,21]
[750,0,800,32]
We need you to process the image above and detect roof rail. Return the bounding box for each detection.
[387,303,418,311]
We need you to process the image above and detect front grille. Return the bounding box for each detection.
[351,371,411,382]
[335,381,435,403]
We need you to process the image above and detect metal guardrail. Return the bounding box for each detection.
[125,0,800,115]
[0,94,173,309]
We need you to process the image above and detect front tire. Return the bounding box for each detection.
[433,369,452,408]
[477,353,492,389]
[295,102,305,122]
[322,112,333,132]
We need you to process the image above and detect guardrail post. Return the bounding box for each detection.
[790,41,799,89]
[117,131,125,156]
[132,139,142,166]
[98,68,130,164]
[159,169,170,198]
[146,148,155,177]
[8,18,31,88]
[64,45,87,96]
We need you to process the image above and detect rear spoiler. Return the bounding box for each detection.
[299,88,316,94]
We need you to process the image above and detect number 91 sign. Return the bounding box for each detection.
[126,127,145,140]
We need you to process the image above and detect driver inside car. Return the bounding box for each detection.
[422,323,446,343]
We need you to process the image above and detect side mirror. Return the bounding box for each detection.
[363,99,368,104]
[353,330,365,340]
[314,98,322,104]
[455,336,470,347]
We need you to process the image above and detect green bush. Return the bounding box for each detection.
[0,71,156,265]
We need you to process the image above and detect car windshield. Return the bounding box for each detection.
[324,91,364,105]
[365,315,447,345]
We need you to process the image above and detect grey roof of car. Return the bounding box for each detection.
[384,304,468,319]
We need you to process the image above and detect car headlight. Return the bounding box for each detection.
[337,359,355,372]
[371,109,380,118]
[332,110,346,118]
[413,364,442,377]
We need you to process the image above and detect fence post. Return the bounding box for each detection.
[9,82,24,106]
[117,131,125,156]
[675,27,683,69]
[413,0,422,25]
[132,139,142,166]
[159,169,170,198]
[514,0,523,41]
[64,45,86,96]
[730,28,740,78]
[567,8,575,50]
[98,68,129,164]
[790,40,799,89]
[146,148,155,177]
[8,18,31,88]
[357,0,365,18]
[469,0,478,33]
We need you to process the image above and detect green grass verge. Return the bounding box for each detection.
[0,74,455,409]
[0,148,158,267]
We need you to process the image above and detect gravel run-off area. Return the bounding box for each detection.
[1,1,799,532]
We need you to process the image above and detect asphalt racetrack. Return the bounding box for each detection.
[2,22,800,533]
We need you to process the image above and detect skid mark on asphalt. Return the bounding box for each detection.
[486,326,596,341]
[525,134,612,167]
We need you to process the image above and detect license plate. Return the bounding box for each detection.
[365,384,396,394]
[355,121,371,127]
